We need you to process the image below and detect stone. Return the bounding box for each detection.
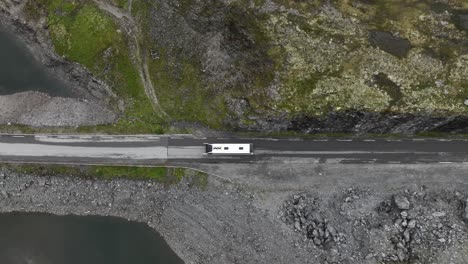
[400,210,408,219]
[432,212,446,217]
[407,220,417,229]
[403,229,411,242]
[397,250,407,261]
[394,195,410,210]
[294,221,301,231]
[327,226,336,237]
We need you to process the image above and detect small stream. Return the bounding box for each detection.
[0,212,184,264]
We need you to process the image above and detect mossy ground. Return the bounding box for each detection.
[2,163,209,189]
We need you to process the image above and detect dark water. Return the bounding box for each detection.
[0,28,72,97]
[454,13,468,31]
[368,30,412,58]
[0,212,184,264]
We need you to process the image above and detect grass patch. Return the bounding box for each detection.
[113,0,128,9]
[148,57,227,128]
[1,163,210,188]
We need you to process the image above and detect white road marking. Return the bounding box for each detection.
[438,161,453,164]
[239,138,279,141]
[337,139,353,142]
[34,135,162,143]
[386,139,402,142]
[363,139,375,142]
[12,136,24,138]
[312,139,329,142]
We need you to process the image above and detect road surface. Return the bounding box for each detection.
[0,134,467,165]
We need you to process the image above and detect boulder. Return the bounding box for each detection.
[394,195,410,210]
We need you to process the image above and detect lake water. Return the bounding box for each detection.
[0,212,184,264]
[0,27,72,97]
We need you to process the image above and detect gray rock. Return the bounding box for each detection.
[313,237,322,245]
[432,211,446,217]
[403,229,411,243]
[394,195,410,210]
[294,221,301,231]
[397,250,407,261]
[400,211,408,219]
[463,199,468,221]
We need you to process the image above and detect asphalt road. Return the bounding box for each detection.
[0,134,467,165]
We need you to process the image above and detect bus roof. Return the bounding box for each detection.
[205,143,252,154]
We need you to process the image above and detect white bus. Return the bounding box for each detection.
[204,143,254,155]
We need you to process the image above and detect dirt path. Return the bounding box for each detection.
[93,0,168,117]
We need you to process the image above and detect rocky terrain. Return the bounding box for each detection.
[2,163,468,264]
[280,190,468,264]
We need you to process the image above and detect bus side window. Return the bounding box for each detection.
[224,147,229,150]
[239,147,244,150]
